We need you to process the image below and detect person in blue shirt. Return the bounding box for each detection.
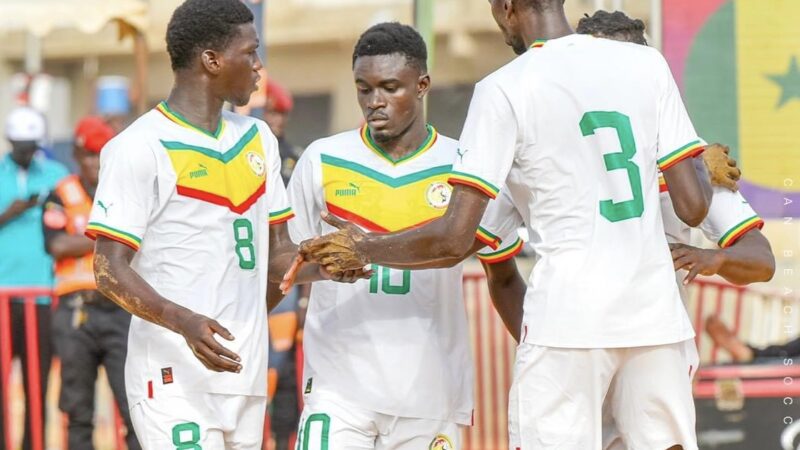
[0,106,68,450]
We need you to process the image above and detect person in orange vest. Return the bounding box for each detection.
[42,117,140,450]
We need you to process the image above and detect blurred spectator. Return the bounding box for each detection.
[44,117,140,450]
[264,79,303,185]
[705,316,800,363]
[264,79,305,450]
[0,106,68,450]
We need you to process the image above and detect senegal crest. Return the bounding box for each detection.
[426,182,452,209]
[247,151,266,177]
[428,434,454,450]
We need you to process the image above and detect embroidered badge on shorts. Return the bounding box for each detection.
[161,367,174,385]
[304,377,313,394]
[429,434,454,450]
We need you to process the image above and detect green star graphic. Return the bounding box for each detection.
[766,56,800,109]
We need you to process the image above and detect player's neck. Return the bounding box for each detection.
[519,10,574,47]
[373,118,430,160]
[166,82,225,136]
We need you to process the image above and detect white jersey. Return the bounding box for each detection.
[288,125,493,425]
[660,176,764,298]
[87,102,293,406]
[452,35,704,348]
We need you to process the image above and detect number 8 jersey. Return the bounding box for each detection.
[86,103,293,407]
[455,34,700,348]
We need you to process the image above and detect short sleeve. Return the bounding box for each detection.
[477,189,525,263]
[655,54,705,170]
[85,138,157,251]
[287,147,323,242]
[265,132,295,225]
[699,187,764,248]
[449,79,518,199]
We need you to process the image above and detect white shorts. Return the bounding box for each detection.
[602,339,699,450]
[509,341,698,450]
[130,393,267,450]
[297,392,463,450]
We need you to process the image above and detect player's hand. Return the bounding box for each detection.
[702,143,741,192]
[319,266,374,284]
[299,212,370,272]
[669,243,725,284]
[177,313,242,373]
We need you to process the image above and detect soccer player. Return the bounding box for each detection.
[86,1,362,448]
[296,0,714,448]
[287,22,509,449]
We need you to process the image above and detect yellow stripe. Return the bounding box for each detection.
[719,216,763,248]
[269,209,295,224]
[478,238,524,263]
[86,224,141,250]
[658,141,704,170]
[448,172,500,199]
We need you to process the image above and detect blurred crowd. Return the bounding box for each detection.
[0,78,307,450]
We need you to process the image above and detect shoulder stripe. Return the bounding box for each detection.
[476,226,502,250]
[448,172,500,199]
[718,215,764,248]
[478,238,524,264]
[658,140,705,170]
[85,222,141,251]
[160,125,259,163]
[269,207,295,225]
[321,154,451,187]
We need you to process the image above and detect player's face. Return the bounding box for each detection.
[353,54,429,143]
[74,146,100,187]
[489,0,528,55]
[216,23,263,107]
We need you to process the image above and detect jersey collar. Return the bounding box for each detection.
[360,124,438,166]
[155,101,226,139]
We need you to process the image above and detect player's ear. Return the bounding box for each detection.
[417,73,431,99]
[201,49,222,75]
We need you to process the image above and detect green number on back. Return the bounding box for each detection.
[172,422,201,450]
[232,218,256,269]
[368,265,411,295]
[297,413,330,450]
[579,111,644,222]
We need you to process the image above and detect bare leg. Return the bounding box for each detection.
[705,316,754,362]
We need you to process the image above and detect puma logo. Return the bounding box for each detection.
[97,201,113,217]
[456,148,469,163]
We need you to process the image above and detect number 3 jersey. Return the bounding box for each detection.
[287,126,496,425]
[86,103,293,406]
[453,34,700,348]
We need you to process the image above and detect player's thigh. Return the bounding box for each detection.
[376,418,462,450]
[224,395,267,450]
[610,340,698,450]
[511,343,618,449]
[297,395,377,449]
[129,395,224,450]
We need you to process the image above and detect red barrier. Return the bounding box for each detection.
[0,288,127,450]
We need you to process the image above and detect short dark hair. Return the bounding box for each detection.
[166,0,254,71]
[576,10,647,46]
[352,22,428,73]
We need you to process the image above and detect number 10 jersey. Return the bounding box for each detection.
[86,104,293,407]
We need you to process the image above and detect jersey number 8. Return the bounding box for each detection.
[233,218,256,270]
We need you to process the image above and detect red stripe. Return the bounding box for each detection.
[475,233,500,250]
[697,365,800,380]
[269,213,295,225]
[660,146,705,171]
[659,182,669,193]
[325,203,389,232]
[176,182,265,214]
[694,378,800,399]
[87,229,139,251]
[147,381,153,399]
[24,299,43,450]
[447,178,498,199]
[721,219,765,248]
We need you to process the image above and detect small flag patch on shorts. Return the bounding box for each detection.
[161,367,174,384]
[304,377,313,394]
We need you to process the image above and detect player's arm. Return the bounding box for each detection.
[94,237,242,373]
[42,194,94,259]
[481,258,525,342]
[671,230,774,285]
[309,184,491,271]
[661,157,711,227]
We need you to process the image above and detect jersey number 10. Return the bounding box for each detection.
[369,265,411,295]
[579,111,644,222]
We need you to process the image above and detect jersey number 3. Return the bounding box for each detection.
[579,111,644,222]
